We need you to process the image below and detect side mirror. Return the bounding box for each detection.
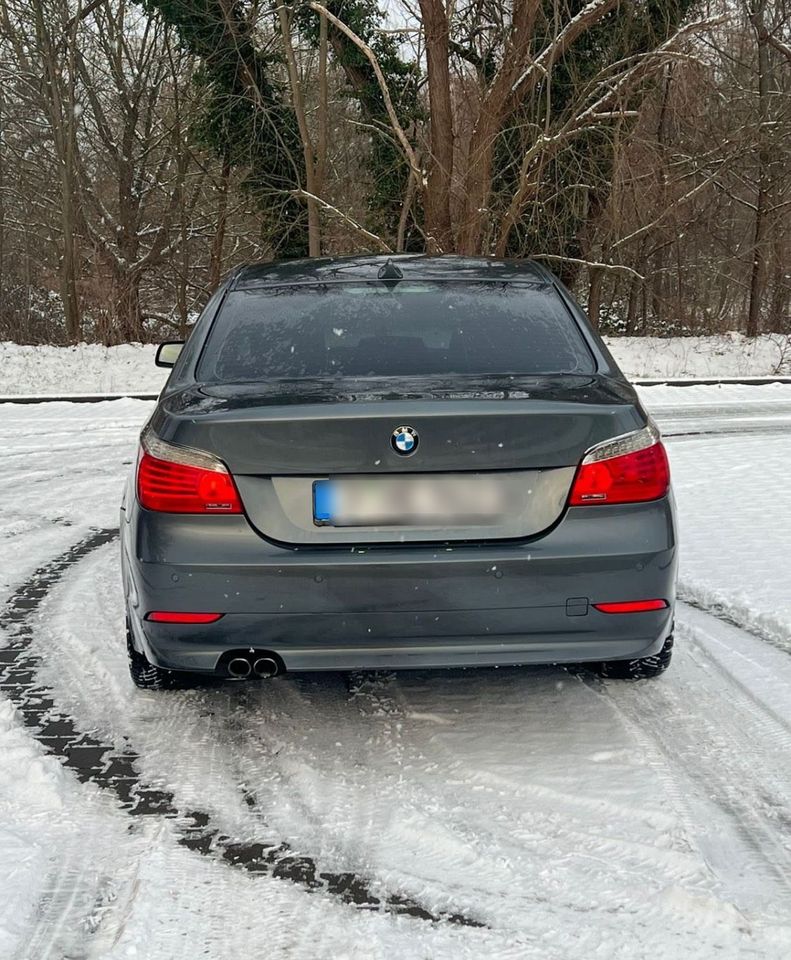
[155,341,184,368]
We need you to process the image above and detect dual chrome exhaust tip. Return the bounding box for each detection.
[227,654,280,680]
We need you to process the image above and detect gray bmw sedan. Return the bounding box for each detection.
[121,255,676,689]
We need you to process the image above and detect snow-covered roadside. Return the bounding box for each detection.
[633,386,791,645]
[1,342,167,395]
[0,399,149,603]
[668,433,791,647]
[609,333,790,379]
[1,333,789,396]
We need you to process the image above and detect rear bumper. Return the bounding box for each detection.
[121,496,677,673]
[132,620,672,672]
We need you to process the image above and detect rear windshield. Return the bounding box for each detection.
[198,281,594,382]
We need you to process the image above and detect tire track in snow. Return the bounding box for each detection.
[584,615,791,914]
[215,668,535,919]
[0,530,484,933]
[344,667,711,911]
[16,826,129,960]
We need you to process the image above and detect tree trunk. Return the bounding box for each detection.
[747,0,771,338]
[115,271,143,344]
[58,97,81,342]
[35,0,82,342]
[767,233,788,333]
[587,268,603,329]
[316,12,328,199]
[626,275,641,334]
[0,86,4,302]
[747,166,768,339]
[209,157,231,293]
[456,0,541,255]
[418,0,454,252]
[59,190,81,342]
[457,110,500,255]
[278,4,320,256]
[397,172,416,252]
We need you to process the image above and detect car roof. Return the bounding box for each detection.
[232,254,551,290]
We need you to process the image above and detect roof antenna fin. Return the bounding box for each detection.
[377,259,403,284]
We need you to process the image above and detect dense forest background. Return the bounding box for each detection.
[0,0,789,344]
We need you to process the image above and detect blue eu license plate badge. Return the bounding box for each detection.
[313,480,336,525]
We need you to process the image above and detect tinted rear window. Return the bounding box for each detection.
[198,282,594,381]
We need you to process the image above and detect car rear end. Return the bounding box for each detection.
[121,257,676,680]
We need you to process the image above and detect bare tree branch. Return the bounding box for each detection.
[292,189,393,251]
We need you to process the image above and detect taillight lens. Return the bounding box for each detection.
[137,426,242,514]
[569,424,670,506]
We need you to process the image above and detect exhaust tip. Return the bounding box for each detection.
[228,657,252,679]
[253,656,279,679]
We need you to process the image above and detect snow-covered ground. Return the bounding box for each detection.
[609,333,790,380]
[1,387,791,958]
[0,342,166,396]
[1,333,790,396]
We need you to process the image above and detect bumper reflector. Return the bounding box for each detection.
[593,600,668,614]
[146,611,224,624]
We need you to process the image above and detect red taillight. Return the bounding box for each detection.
[146,611,224,623]
[138,452,242,513]
[569,429,670,506]
[593,599,668,614]
[136,426,242,514]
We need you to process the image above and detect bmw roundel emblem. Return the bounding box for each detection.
[391,425,418,456]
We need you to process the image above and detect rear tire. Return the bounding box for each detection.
[126,622,187,691]
[596,635,674,680]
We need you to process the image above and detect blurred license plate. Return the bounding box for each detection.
[313,476,506,527]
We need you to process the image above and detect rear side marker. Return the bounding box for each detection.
[593,600,668,614]
[146,611,224,624]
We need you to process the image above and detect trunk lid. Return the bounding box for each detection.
[151,375,644,544]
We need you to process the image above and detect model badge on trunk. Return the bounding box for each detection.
[391,425,419,456]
